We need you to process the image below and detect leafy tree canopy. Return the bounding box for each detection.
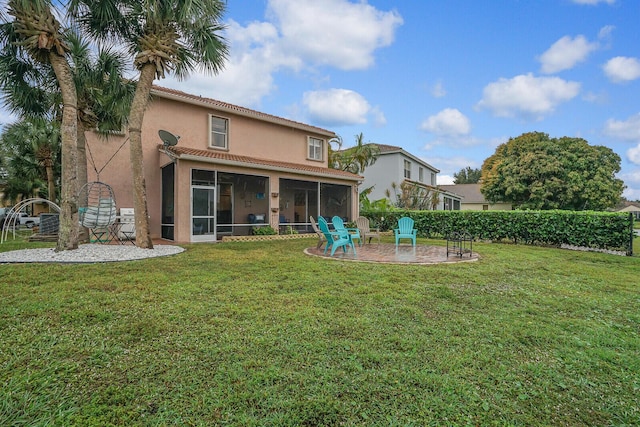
[480,132,625,211]
[453,166,482,184]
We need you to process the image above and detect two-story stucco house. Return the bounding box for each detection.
[360,144,461,210]
[85,86,361,243]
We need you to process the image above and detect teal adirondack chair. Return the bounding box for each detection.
[318,217,356,256]
[394,217,417,247]
[331,216,361,246]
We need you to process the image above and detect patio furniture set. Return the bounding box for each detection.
[311,216,419,257]
[311,216,473,259]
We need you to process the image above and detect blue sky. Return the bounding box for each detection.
[2,0,640,200]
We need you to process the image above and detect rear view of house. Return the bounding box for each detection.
[85,86,361,243]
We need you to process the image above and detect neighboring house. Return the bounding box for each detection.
[438,184,512,211]
[360,143,461,210]
[85,86,361,243]
[617,203,640,220]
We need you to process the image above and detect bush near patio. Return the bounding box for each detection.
[363,210,633,253]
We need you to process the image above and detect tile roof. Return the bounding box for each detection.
[152,85,336,137]
[164,145,362,181]
[371,143,403,153]
[438,184,485,202]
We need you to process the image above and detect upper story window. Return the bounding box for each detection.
[209,115,229,149]
[419,167,424,183]
[308,137,323,161]
[431,172,436,186]
[404,160,411,179]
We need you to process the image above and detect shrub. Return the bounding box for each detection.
[362,209,634,254]
[252,225,277,235]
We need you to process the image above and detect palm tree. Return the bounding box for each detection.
[330,133,380,174]
[66,31,135,203]
[0,24,134,240]
[5,0,79,251]
[0,118,60,203]
[71,0,229,248]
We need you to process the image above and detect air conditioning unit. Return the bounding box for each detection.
[118,208,136,240]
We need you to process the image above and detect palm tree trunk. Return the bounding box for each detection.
[128,64,155,249]
[77,121,89,242]
[49,52,79,251]
[45,163,55,205]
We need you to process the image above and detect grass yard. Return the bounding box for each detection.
[1,236,639,426]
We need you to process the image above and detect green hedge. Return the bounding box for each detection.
[362,210,634,253]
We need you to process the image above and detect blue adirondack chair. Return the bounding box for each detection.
[318,216,356,256]
[394,216,417,247]
[331,216,361,246]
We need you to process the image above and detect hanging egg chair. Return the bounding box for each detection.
[78,181,117,230]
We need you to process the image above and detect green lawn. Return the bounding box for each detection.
[1,236,639,426]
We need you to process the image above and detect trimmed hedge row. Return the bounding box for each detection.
[362,210,633,253]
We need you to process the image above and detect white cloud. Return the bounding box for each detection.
[420,108,471,136]
[302,89,373,126]
[370,106,387,127]
[604,113,640,141]
[160,1,403,107]
[267,0,403,70]
[571,0,615,4]
[476,73,580,119]
[620,170,640,184]
[603,56,640,83]
[426,156,479,178]
[598,25,615,41]
[437,175,455,185]
[431,81,446,98]
[628,144,640,165]
[539,35,599,74]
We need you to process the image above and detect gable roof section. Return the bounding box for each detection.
[438,184,485,203]
[164,145,362,182]
[152,86,336,138]
[367,143,440,172]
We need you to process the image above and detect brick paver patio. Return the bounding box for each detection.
[305,242,479,264]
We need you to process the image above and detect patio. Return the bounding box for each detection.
[305,242,479,264]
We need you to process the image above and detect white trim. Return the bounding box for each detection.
[208,114,229,150]
[307,136,324,161]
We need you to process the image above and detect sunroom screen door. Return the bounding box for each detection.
[191,186,216,242]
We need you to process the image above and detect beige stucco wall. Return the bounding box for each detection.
[85,93,356,243]
[460,203,513,211]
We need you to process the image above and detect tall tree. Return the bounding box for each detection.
[0,118,61,203]
[0,26,134,203]
[481,132,625,210]
[5,0,79,251]
[71,0,229,249]
[453,166,482,184]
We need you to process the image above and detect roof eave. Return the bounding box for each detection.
[175,151,362,182]
[151,87,336,138]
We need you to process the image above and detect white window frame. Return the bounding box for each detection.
[308,137,323,161]
[404,160,411,179]
[209,114,229,150]
[419,167,424,183]
[431,172,436,186]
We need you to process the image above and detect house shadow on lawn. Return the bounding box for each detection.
[304,243,479,265]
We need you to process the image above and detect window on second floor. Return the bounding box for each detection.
[419,167,424,182]
[404,160,411,179]
[431,172,436,186]
[308,137,323,161]
[209,115,229,149]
